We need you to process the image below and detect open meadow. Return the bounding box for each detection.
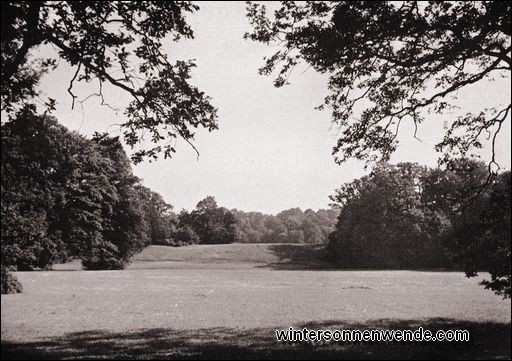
[1,244,511,359]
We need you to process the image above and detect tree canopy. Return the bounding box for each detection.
[1,1,218,162]
[422,160,511,297]
[232,207,338,244]
[179,196,238,245]
[1,107,157,271]
[327,160,511,298]
[246,1,510,169]
[327,162,447,269]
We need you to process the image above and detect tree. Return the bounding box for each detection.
[80,135,151,270]
[246,1,510,169]
[1,107,154,274]
[327,162,449,269]
[180,196,238,244]
[1,1,218,162]
[301,218,323,245]
[136,185,175,245]
[171,224,200,246]
[327,159,511,297]
[422,159,511,297]
[479,171,511,297]
[1,106,76,270]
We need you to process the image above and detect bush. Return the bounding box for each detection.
[170,225,200,246]
[1,267,22,294]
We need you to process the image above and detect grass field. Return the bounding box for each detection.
[2,244,511,359]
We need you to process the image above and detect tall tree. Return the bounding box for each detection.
[246,1,510,169]
[422,159,511,298]
[327,162,446,269]
[1,106,73,270]
[80,135,151,270]
[1,107,153,273]
[181,196,238,244]
[1,1,218,162]
[135,185,175,245]
[327,159,510,297]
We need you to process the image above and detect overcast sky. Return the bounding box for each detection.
[38,1,511,214]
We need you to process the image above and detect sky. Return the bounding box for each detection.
[36,1,511,214]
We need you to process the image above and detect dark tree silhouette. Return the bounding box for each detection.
[1,1,218,163]
[180,196,238,244]
[327,162,448,270]
[422,159,511,298]
[327,160,511,298]
[1,107,156,275]
[246,1,510,170]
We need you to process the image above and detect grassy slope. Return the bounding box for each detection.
[132,243,328,266]
[53,243,331,271]
[132,243,288,263]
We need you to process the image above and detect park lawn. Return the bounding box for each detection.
[1,244,511,359]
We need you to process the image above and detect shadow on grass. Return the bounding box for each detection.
[258,244,336,270]
[261,244,465,272]
[2,318,510,360]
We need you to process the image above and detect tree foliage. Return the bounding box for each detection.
[1,107,76,270]
[1,267,22,294]
[327,162,448,269]
[246,1,511,168]
[1,1,218,162]
[1,107,153,271]
[328,160,511,297]
[170,223,200,247]
[135,185,175,245]
[140,202,338,246]
[422,159,511,297]
[179,196,238,244]
[232,207,338,244]
[79,134,151,270]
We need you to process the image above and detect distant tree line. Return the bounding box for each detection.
[327,160,511,298]
[231,208,338,244]
[153,196,239,247]
[151,200,339,246]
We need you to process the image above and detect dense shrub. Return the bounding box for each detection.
[169,225,200,246]
[1,267,22,294]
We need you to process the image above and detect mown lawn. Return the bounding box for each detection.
[2,244,511,359]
